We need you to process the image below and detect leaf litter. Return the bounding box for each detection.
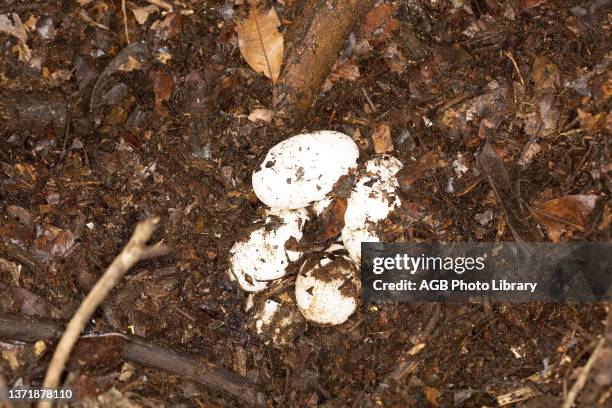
[0,0,610,406]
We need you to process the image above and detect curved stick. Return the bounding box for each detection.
[39,218,169,408]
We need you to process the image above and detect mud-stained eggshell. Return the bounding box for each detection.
[295,252,360,326]
[342,155,403,264]
[252,131,359,209]
[229,208,309,292]
[252,299,306,346]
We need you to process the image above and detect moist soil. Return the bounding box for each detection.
[0,0,611,406]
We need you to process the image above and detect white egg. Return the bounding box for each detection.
[253,299,305,346]
[252,131,359,209]
[342,155,403,264]
[229,208,309,292]
[295,252,360,326]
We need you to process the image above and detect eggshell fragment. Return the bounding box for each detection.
[342,155,403,264]
[252,131,359,209]
[252,299,306,346]
[229,208,309,292]
[295,252,360,326]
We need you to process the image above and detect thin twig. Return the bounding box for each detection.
[362,87,377,113]
[146,0,173,11]
[505,50,525,86]
[39,218,169,408]
[562,337,606,408]
[122,0,131,44]
[78,10,111,31]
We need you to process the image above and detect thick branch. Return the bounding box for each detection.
[273,0,375,117]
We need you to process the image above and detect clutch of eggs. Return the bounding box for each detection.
[230,130,404,328]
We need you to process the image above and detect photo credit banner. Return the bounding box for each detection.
[360,243,612,302]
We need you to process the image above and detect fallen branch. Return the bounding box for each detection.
[0,314,265,406]
[273,0,375,118]
[39,218,169,408]
[0,314,62,341]
[124,336,265,406]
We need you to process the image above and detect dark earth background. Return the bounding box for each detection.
[0,0,611,406]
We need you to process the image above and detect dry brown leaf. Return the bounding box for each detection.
[329,60,360,82]
[323,59,360,92]
[132,5,159,25]
[316,197,347,242]
[13,41,32,62]
[531,194,598,242]
[248,108,274,123]
[532,55,560,93]
[371,123,393,153]
[424,386,441,407]
[23,15,38,32]
[236,6,283,84]
[118,55,142,72]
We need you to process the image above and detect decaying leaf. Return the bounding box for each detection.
[396,151,445,189]
[119,55,143,72]
[358,4,397,39]
[385,42,407,74]
[151,70,173,116]
[90,42,151,109]
[577,109,607,133]
[424,386,441,407]
[316,197,347,242]
[531,194,598,242]
[477,143,540,242]
[299,197,348,244]
[236,6,283,83]
[518,140,541,166]
[323,59,360,92]
[155,12,181,40]
[0,13,27,42]
[371,123,394,153]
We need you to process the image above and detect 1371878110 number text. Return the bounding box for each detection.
[4,388,75,402]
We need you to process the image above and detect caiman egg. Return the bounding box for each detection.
[252,131,359,209]
[295,251,360,326]
[229,208,309,292]
[342,155,403,264]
